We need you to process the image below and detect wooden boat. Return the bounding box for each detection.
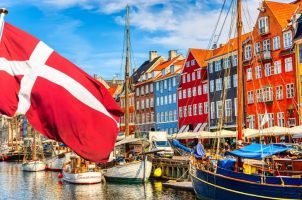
[21,130,46,172]
[46,152,71,172]
[62,154,103,184]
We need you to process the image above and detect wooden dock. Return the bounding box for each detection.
[162,181,194,192]
[150,156,190,180]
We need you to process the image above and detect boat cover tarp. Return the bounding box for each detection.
[194,143,206,159]
[225,143,289,160]
[217,159,236,170]
[171,139,192,153]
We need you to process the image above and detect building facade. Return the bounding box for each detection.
[244,1,299,129]
[154,54,184,135]
[178,49,211,133]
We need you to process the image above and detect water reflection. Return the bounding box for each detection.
[0,162,196,200]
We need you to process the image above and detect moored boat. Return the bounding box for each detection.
[46,152,71,172]
[22,160,46,172]
[62,155,103,184]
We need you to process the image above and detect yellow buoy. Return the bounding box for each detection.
[153,167,162,177]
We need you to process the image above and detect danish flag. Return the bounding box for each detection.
[0,21,122,162]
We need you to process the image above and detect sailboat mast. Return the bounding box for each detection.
[32,130,37,161]
[237,0,243,142]
[124,5,130,136]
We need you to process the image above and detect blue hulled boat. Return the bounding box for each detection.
[190,143,302,200]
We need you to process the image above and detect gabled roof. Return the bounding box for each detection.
[265,1,298,29]
[207,32,252,60]
[189,49,212,67]
[153,56,181,71]
[131,56,163,84]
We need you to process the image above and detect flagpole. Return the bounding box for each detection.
[0,8,8,41]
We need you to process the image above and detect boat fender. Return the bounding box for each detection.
[154,167,162,177]
[58,172,63,179]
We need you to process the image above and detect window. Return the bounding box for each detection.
[258,16,269,34]
[247,68,252,80]
[210,80,214,92]
[234,98,237,116]
[197,85,202,95]
[277,112,285,127]
[173,94,176,103]
[247,91,254,104]
[268,113,274,127]
[233,74,238,87]
[161,112,164,122]
[216,78,222,91]
[162,69,166,75]
[156,97,159,106]
[263,87,273,102]
[179,107,183,118]
[209,63,213,73]
[233,55,238,66]
[164,96,168,104]
[136,88,140,96]
[187,73,191,82]
[256,89,263,102]
[141,86,144,95]
[150,98,154,107]
[136,101,140,109]
[160,96,163,105]
[223,58,230,69]
[192,87,196,96]
[225,99,232,117]
[224,76,231,89]
[174,110,177,121]
[183,89,187,98]
[193,104,197,115]
[215,61,221,71]
[249,115,255,129]
[184,106,187,117]
[160,81,163,93]
[204,102,208,114]
[274,60,281,74]
[145,84,149,94]
[168,94,172,104]
[283,31,292,49]
[188,105,192,116]
[178,90,182,99]
[170,65,174,73]
[169,111,173,121]
[146,98,149,108]
[186,61,190,67]
[285,57,293,72]
[197,70,201,79]
[264,63,271,77]
[168,78,172,91]
[273,36,280,50]
[198,103,203,115]
[157,113,160,122]
[141,99,145,109]
[210,102,215,119]
[263,39,270,52]
[254,42,260,55]
[256,66,262,79]
[286,83,294,98]
[276,85,283,100]
[187,88,192,98]
[245,45,252,60]
[150,84,153,92]
[172,77,176,87]
[216,101,223,118]
[203,84,208,94]
[191,59,196,66]
[192,72,195,81]
[182,75,186,84]
[165,112,168,122]
[164,80,167,89]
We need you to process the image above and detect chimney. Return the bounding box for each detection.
[169,50,177,60]
[149,51,158,62]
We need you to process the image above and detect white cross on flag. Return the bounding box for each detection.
[0,22,122,163]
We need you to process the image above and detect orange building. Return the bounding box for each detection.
[244,1,300,129]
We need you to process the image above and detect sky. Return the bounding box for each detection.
[2,0,293,80]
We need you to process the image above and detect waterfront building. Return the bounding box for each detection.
[134,51,165,132]
[119,91,136,134]
[244,1,299,129]
[293,4,302,124]
[178,49,211,133]
[153,52,184,135]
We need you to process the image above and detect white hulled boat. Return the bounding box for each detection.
[46,152,71,172]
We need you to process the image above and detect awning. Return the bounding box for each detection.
[193,123,202,132]
[183,125,190,132]
[178,125,187,133]
[226,143,289,160]
[199,123,207,131]
[115,136,150,147]
[289,125,302,135]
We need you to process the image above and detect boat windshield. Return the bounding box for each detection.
[155,141,170,147]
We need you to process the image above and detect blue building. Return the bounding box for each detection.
[207,37,240,130]
[154,52,184,135]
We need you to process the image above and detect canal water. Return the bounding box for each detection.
[0,162,196,200]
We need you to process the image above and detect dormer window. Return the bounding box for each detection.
[152,71,155,78]
[258,16,269,35]
[170,65,174,73]
[162,69,166,75]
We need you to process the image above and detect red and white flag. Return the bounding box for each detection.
[0,21,122,163]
